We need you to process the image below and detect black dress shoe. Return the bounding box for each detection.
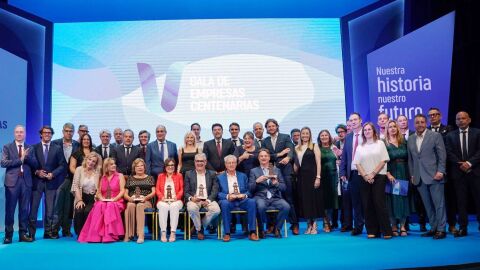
[341,226,352,232]
[258,231,266,239]
[19,235,33,242]
[274,229,282,238]
[62,231,73,237]
[419,224,427,232]
[448,225,458,233]
[433,231,446,240]
[421,230,436,237]
[453,229,467,238]
[351,228,362,236]
[44,233,59,239]
[3,237,12,244]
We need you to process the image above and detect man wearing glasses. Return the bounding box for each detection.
[427,107,457,234]
[52,123,80,237]
[77,124,90,143]
[29,126,67,240]
[184,153,220,240]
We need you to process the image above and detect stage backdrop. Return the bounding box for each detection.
[51,18,345,144]
[0,48,28,232]
[367,11,455,125]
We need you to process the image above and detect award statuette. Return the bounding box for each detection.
[133,186,145,202]
[268,164,277,180]
[233,182,240,194]
[198,184,206,200]
[166,185,174,202]
[103,183,113,202]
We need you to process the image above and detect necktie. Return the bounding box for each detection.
[233,139,238,146]
[216,140,222,157]
[160,142,165,161]
[125,146,130,158]
[142,146,146,158]
[43,144,49,163]
[403,133,407,141]
[461,130,468,160]
[18,145,22,158]
[352,134,359,160]
[103,146,108,159]
[257,139,262,148]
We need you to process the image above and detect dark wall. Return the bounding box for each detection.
[406,0,480,127]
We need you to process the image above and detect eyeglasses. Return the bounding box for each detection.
[428,113,440,117]
[63,130,73,133]
[194,160,206,163]
[42,131,52,134]
[79,130,89,133]
[166,164,175,167]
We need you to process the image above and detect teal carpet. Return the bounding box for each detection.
[1,223,479,269]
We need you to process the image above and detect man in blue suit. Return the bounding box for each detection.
[408,114,447,239]
[262,118,298,234]
[217,155,258,242]
[29,126,67,240]
[339,112,365,235]
[1,125,35,244]
[51,122,80,237]
[146,125,178,181]
[249,149,289,238]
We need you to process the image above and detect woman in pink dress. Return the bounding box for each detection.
[78,158,126,243]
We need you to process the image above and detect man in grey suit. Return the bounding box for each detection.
[184,153,220,240]
[145,125,178,181]
[407,114,447,239]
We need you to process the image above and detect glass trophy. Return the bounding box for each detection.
[166,184,174,202]
[198,184,207,200]
[268,164,278,180]
[133,186,144,202]
[104,183,113,202]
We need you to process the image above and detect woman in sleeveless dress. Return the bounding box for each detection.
[78,158,126,243]
[294,127,323,234]
[178,131,200,176]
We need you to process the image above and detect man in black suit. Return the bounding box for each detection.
[112,127,123,147]
[111,129,141,177]
[229,122,243,147]
[262,118,298,234]
[203,123,235,173]
[253,122,264,148]
[428,107,456,233]
[1,125,35,244]
[29,126,67,239]
[445,111,480,237]
[137,130,150,160]
[95,129,115,159]
[51,123,80,237]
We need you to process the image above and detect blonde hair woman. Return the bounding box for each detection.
[177,131,200,175]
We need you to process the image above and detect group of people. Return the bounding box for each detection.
[2,109,479,245]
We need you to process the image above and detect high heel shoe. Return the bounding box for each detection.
[304,225,312,234]
[160,231,167,243]
[169,233,176,242]
[310,222,318,235]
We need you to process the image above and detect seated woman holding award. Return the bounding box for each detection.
[78,158,126,243]
[156,158,184,242]
[124,158,155,244]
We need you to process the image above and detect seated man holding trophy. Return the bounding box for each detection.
[249,148,290,238]
[217,155,259,242]
[184,153,221,240]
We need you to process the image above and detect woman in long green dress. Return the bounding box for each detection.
[317,130,339,232]
[384,120,410,236]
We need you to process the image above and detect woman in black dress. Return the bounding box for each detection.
[69,133,94,175]
[294,127,323,234]
[177,131,200,176]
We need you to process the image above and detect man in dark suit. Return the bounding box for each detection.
[51,123,80,237]
[332,124,347,230]
[111,129,141,177]
[253,122,264,148]
[261,118,298,234]
[112,127,123,147]
[408,114,447,239]
[203,123,235,173]
[217,155,258,242]
[145,125,178,181]
[445,111,480,237]
[229,122,243,147]
[29,126,67,240]
[1,125,35,244]
[339,112,365,235]
[184,153,220,240]
[428,107,456,233]
[249,149,289,238]
[95,129,115,159]
[137,130,150,160]
[290,128,301,146]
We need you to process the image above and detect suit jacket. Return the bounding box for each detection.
[155,172,184,201]
[1,141,35,188]
[32,141,67,190]
[445,127,480,178]
[407,129,446,185]
[111,144,142,176]
[261,133,294,164]
[339,132,354,179]
[184,169,218,202]
[136,144,148,161]
[145,140,178,178]
[217,171,251,200]
[428,124,453,138]
[95,143,115,159]
[52,138,80,178]
[230,138,244,147]
[203,138,235,172]
[248,166,285,199]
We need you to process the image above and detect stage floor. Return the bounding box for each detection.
[1,223,479,269]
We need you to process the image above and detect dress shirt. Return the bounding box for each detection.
[416,129,427,152]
